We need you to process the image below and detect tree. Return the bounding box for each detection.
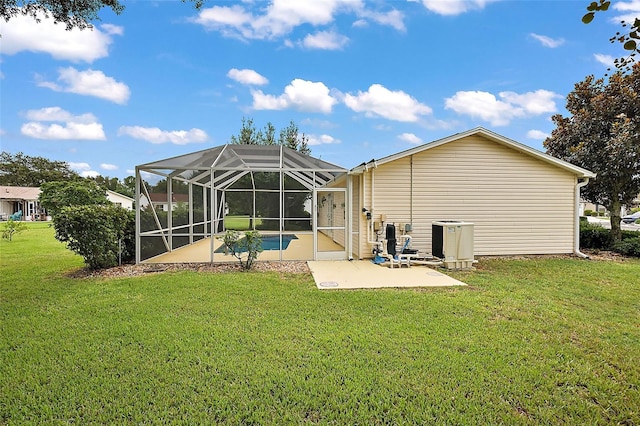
[91,175,134,198]
[544,63,640,243]
[1,218,27,241]
[0,152,80,187]
[227,118,313,227]
[229,118,311,154]
[39,180,110,218]
[1,0,203,31]
[582,0,640,72]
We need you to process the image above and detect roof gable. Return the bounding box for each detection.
[0,186,41,200]
[349,127,595,178]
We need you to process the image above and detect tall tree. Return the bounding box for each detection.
[582,0,639,72]
[39,180,110,218]
[0,152,80,186]
[1,0,202,31]
[91,175,134,198]
[544,63,640,243]
[279,120,311,155]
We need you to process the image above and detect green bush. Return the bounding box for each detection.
[53,205,135,269]
[580,222,640,257]
[584,209,594,216]
[612,237,640,257]
[579,222,612,250]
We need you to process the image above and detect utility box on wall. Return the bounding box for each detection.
[432,220,474,269]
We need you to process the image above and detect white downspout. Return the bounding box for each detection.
[574,177,590,258]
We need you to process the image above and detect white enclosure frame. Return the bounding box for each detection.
[135,144,348,263]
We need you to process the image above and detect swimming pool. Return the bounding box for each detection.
[215,234,298,253]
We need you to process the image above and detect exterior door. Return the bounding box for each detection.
[315,189,347,260]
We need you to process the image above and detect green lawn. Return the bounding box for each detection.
[224,215,263,231]
[1,223,639,424]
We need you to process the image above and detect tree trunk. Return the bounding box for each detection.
[608,198,623,244]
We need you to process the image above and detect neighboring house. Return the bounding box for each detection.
[348,127,596,257]
[580,192,640,216]
[0,186,47,221]
[106,190,134,210]
[139,192,189,211]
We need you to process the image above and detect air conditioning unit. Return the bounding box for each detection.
[432,220,474,270]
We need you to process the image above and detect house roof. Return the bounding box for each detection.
[349,127,596,178]
[145,193,189,203]
[0,186,41,201]
[106,190,134,202]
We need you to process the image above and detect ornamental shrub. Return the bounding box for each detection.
[612,238,640,257]
[218,230,263,270]
[54,205,135,269]
[579,222,612,250]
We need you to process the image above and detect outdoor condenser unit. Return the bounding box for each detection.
[432,220,474,270]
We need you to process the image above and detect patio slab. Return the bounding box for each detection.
[307,260,467,290]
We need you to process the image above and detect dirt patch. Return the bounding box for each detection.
[67,261,311,279]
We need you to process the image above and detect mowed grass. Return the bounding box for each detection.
[1,223,639,424]
[223,215,263,231]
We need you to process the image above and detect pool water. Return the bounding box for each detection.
[215,234,298,253]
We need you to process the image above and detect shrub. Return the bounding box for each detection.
[579,222,612,250]
[54,205,135,269]
[218,230,262,270]
[612,237,640,257]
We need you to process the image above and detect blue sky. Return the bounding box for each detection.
[1,0,639,179]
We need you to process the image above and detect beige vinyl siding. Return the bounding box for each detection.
[350,175,361,258]
[358,135,577,256]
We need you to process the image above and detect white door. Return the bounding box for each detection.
[315,189,347,260]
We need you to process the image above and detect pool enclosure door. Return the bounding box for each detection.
[315,189,348,260]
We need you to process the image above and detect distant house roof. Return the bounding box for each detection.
[0,186,41,201]
[349,127,596,179]
[146,193,189,203]
[106,190,134,202]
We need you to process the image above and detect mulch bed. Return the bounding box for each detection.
[67,261,311,279]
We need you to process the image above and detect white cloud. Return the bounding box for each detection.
[527,130,549,140]
[227,68,269,85]
[251,79,337,113]
[37,67,130,104]
[343,84,432,122]
[118,126,209,145]
[594,53,616,68]
[418,0,497,16]
[66,162,99,178]
[191,1,404,41]
[0,15,122,62]
[307,134,341,146]
[499,90,560,115]
[611,0,640,24]
[100,163,118,171]
[398,133,423,144]
[68,162,91,171]
[444,89,560,126]
[21,107,106,140]
[301,30,349,50]
[530,33,565,48]
[358,9,405,32]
